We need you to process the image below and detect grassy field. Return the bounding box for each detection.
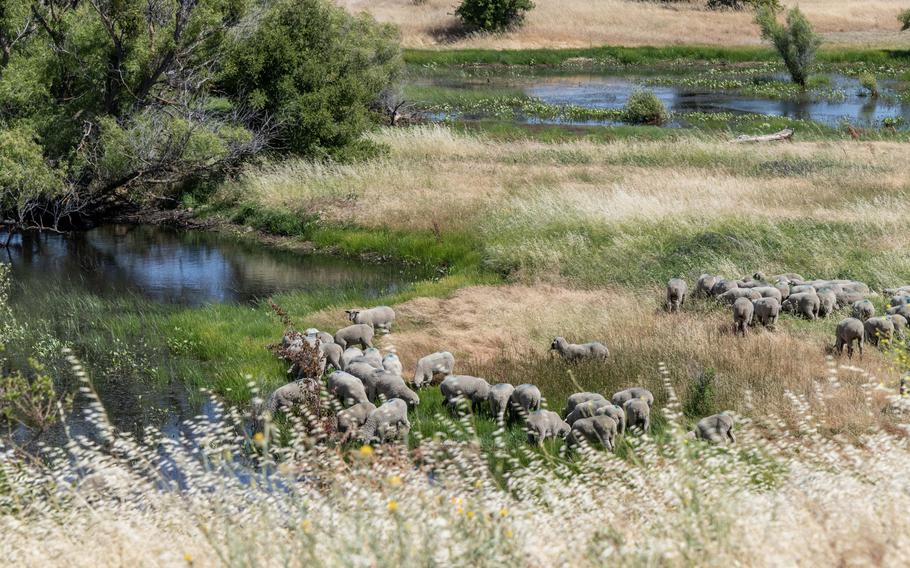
[338,0,910,49]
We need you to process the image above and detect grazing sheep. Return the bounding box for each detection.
[889,294,910,307]
[752,286,783,303]
[597,404,626,435]
[382,353,403,375]
[790,284,815,296]
[611,387,654,409]
[718,288,761,305]
[710,279,738,296]
[320,342,343,371]
[327,371,369,407]
[887,304,910,321]
[371,371,420,408]
[336,401,376,442]
[816,289,837,318]
[834,318,864,358]
[550,336,610,362]
[525,410,571,445]
[732,297,754,336]
[565,399,611,425]
[835,290,868,309]
[439,375,491,414]
[262,380,311,414]
[346,306,396,333]
[565,392,607,416]
[782,292,820,320]
[688,413,735,445]
[412,351,455,388]
[345,361,380,384]
[567,415,618,452]
[752,297,780,329]
[666,278,687,313]
[359,399,410,444]
[623,399,651,434]
[852,300,875,322]
[340,347,364,369]
[774,282,790,301]
[696,274,720,297]
[305,328,336,347]
[886,314,907,339]
[864,317,894,347]
[349,347,383,369]
[334,324,374,349]
[752,271,768,282]
[487,383,516,423]
[509,384,543,420]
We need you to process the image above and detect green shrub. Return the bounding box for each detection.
[622,90,669,125]
[707,0,780,11]
[455,0,535,32]
[900,8,910,31]
[859,73,879,97]
[755,7,821,87]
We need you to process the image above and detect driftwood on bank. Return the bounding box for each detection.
[733,128,794,143]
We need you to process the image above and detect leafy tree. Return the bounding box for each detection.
[900,8,910,31]
[455,0,535,32]
[755,6,821,87]
[622,90,669,125]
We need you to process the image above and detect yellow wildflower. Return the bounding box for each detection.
[358,445,374,457]
[252,432,265,444]
[388,500,399,513]
[183,553,193,564]
[499,508,509,517]
[301,519,313,534]
[466,511,475,520]
[388,475,403,487]
[505,529,513,539]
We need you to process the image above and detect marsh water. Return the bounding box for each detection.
[4,225,421,443]
[418,72,910,128]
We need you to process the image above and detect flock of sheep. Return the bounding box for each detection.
[670,272,910,357]
[264,306,734,451]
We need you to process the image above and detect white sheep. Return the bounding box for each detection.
[666,278,687,313]
[509,384,542,421]
[487,383,515,423]
[370,371,420,408]
[550,337,609,363]
[340,346,364,369]
[334,324,374,349]
[525,410,570,445]
[565,392,607,416]
[358,399,410,444]
[412,351,455,388]
[346,306,396,333]
[623,398,651,433]
[382,353,403,375]
[336,401,376,443]
[566,415,617,452]
[440,375,491,414]
[611,387,654,409]
[349,347,383,369]
[687,413,735,445]
[327,371,369,407]
[565,398,611,425]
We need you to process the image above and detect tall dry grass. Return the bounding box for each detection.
[335,0,909,48]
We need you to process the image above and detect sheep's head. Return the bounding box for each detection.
[549,337,564,350]
[345,310,360,322]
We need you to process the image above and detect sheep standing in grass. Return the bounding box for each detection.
[525,410,571,445]
[864,316,894,347]
[350,347,383,369]
[509,384,542,420]
[696,274,719,297]
[565,392,607,416]
[752,297,780,329]
[565,399,611,425]
[334,324,374,349]
[888,304,910,321]
[834,317,864,358]
[382,353,403,375]
[782,292,820,320]
[359,399,410,444]
[598,404,626,435]
[550,337,609,363]
[852,299,875,322]
[305,328,336,347]
[341,347,364,369]
[567,415,618,452]
[440,375,491,414]
[346,306,396,333]
[887,314,907,339]
[718,288,761,305]
[412,351,455,388]
[816,289,837,318]
[611,387,654,409]
[752,286,783,303]
[711,279,738,296]
[487,383,515,423]
[327,371,369,407]
[688,413,735,444]
[732,297,754,336]
[262,380,313,415]
[336,401,377,443]
[320,342,343,371]
[623,398,651,433]
[666,278,687,313]
[371,371,420,408]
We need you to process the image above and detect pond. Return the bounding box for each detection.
[3,225,423,444]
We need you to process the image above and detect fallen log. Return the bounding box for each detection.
[733,128,794,143]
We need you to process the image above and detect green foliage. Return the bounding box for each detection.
[900,8,910,31]
[859,73,879,97]
[683,368,718,418]
[755,7,821,87]
[455,0,535,32]
[622,90,669,125]
[219,0,401,158]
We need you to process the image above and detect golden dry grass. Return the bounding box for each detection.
[335,0,909,48]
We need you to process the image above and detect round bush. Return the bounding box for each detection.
[455,0,535,32]
[622,90,669,125]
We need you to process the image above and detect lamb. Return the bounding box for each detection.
[688,413,735,445]
[566,415,618,452]
[525,410,571,445]
[732,297,754,336]
[751,297,780,329]
[852,299,875,322]
[346,306,396,333]
[318,342,343,371]
[487,383,516,423]
[550,336,609,362]
[382,353,403,375]
[696,274,719,297]
[623,398,651,433]
[782,292,820,320]
[509,384,542,420]
[565,392,607,415]
[718,288,761,305]
[710,279,738,296]
[834,317,864,358]
[358,399,410,444]
[262,380,312,415]
[326,371,369,407]
[439,375,491,414]
[371,371,420,408]
[340,347,364,369]
[816,289,837,318]
[349,347,383,369]
[334,324,374,349]
[336,401,376,442]
[886,314,907,339]
[412,351,455,388]
[611,387,654,409]
[565,399,611,425]
[864,316,894,346]
[666,278,687,313]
